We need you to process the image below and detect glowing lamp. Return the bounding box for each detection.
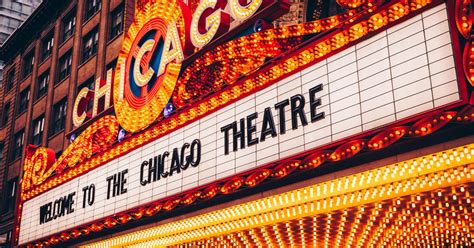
[90,223,104,232]
[80,227,91,235]
[200,185,220,200]
[145,203,163,216]
[300,151,330,170]
[130,208,146,220]
[117,128,126,142]
[69,229,81,238]
[59,232,70,241]
[220,177,243,194]
[181,192,201,205]
[164,102,174,118]
[272,160,301,178]
[244,169,271,187]
[254,19,271,32]
[368,127,408,150]
[104,218,118,228]
[409,111,457,137]
[455,0,473,38]
[328,140,365,162]
[163,199,180,211]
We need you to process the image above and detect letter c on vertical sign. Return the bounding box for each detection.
[73,87,94,127]
[113,0,187,133]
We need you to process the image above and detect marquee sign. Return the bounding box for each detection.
[15,0,474,246]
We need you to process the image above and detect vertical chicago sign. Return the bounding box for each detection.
[14,0,474,246]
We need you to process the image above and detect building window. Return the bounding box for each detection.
[62,9,76,42]
[2,178,17,213]
[4,69,15,92]
[32,115,45,146]
[58,51,72,82]
[109,4,124,40]
[1,102,10,128]
[82,28,99,62]
[11,130,24,161]
[85,0,101,21]
[22,52,34,78]
[36,71,49,99]
[17,88,30,115]
[41,30,54,61]
[0,142,4,166]
[50,98,67,135]
[78,77,95,114]
[0,231,12,248]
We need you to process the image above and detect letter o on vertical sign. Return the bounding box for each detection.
[113,0,187,133]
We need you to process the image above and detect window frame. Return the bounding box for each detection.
[32,115,45,146]
[4,69,15,92]
[41,30,55,61]
[0,142,4,166]
[84,0,101,21]
[17,87,30,115]
[109,4,124,40]
[1,102,10,128]
[58,51,72,82]
[82,27,99,62]
[50,98,67,136]
[10,130,24,162]
[22,51,35,78]
[61,8,77,43]
[36,70,49,100]
[2,178,17,214]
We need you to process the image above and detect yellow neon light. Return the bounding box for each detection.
[81,144,474,248]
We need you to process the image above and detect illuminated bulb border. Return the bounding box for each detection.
[18,0,474,245]
[79,144,474,248]
[24,109,473,247]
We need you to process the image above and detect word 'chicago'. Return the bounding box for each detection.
[140,139,201,186]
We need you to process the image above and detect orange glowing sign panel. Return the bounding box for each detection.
[113,0,272,133]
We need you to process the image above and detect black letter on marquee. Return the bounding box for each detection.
[67,192,76,214]
[106,175,114,199]
[221,123,235,155]
[180,142,190,170]
[82,184,95,208]
[140,160,149,186]
[260,107,277,142]
[233,118,245,152]
[190,139,201,167]
[247,112,258,146]
[121,169,128,195]
[87,185,95,206]
[309,84,325,122]
[290,94,308,130]
[169,148,181,176]
[160,152,170,178]
[274,99,289,134]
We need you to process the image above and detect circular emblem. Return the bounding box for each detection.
[114,0,186,133]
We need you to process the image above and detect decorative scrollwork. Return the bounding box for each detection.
[455,0,473,39]
[21,115,119,197]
